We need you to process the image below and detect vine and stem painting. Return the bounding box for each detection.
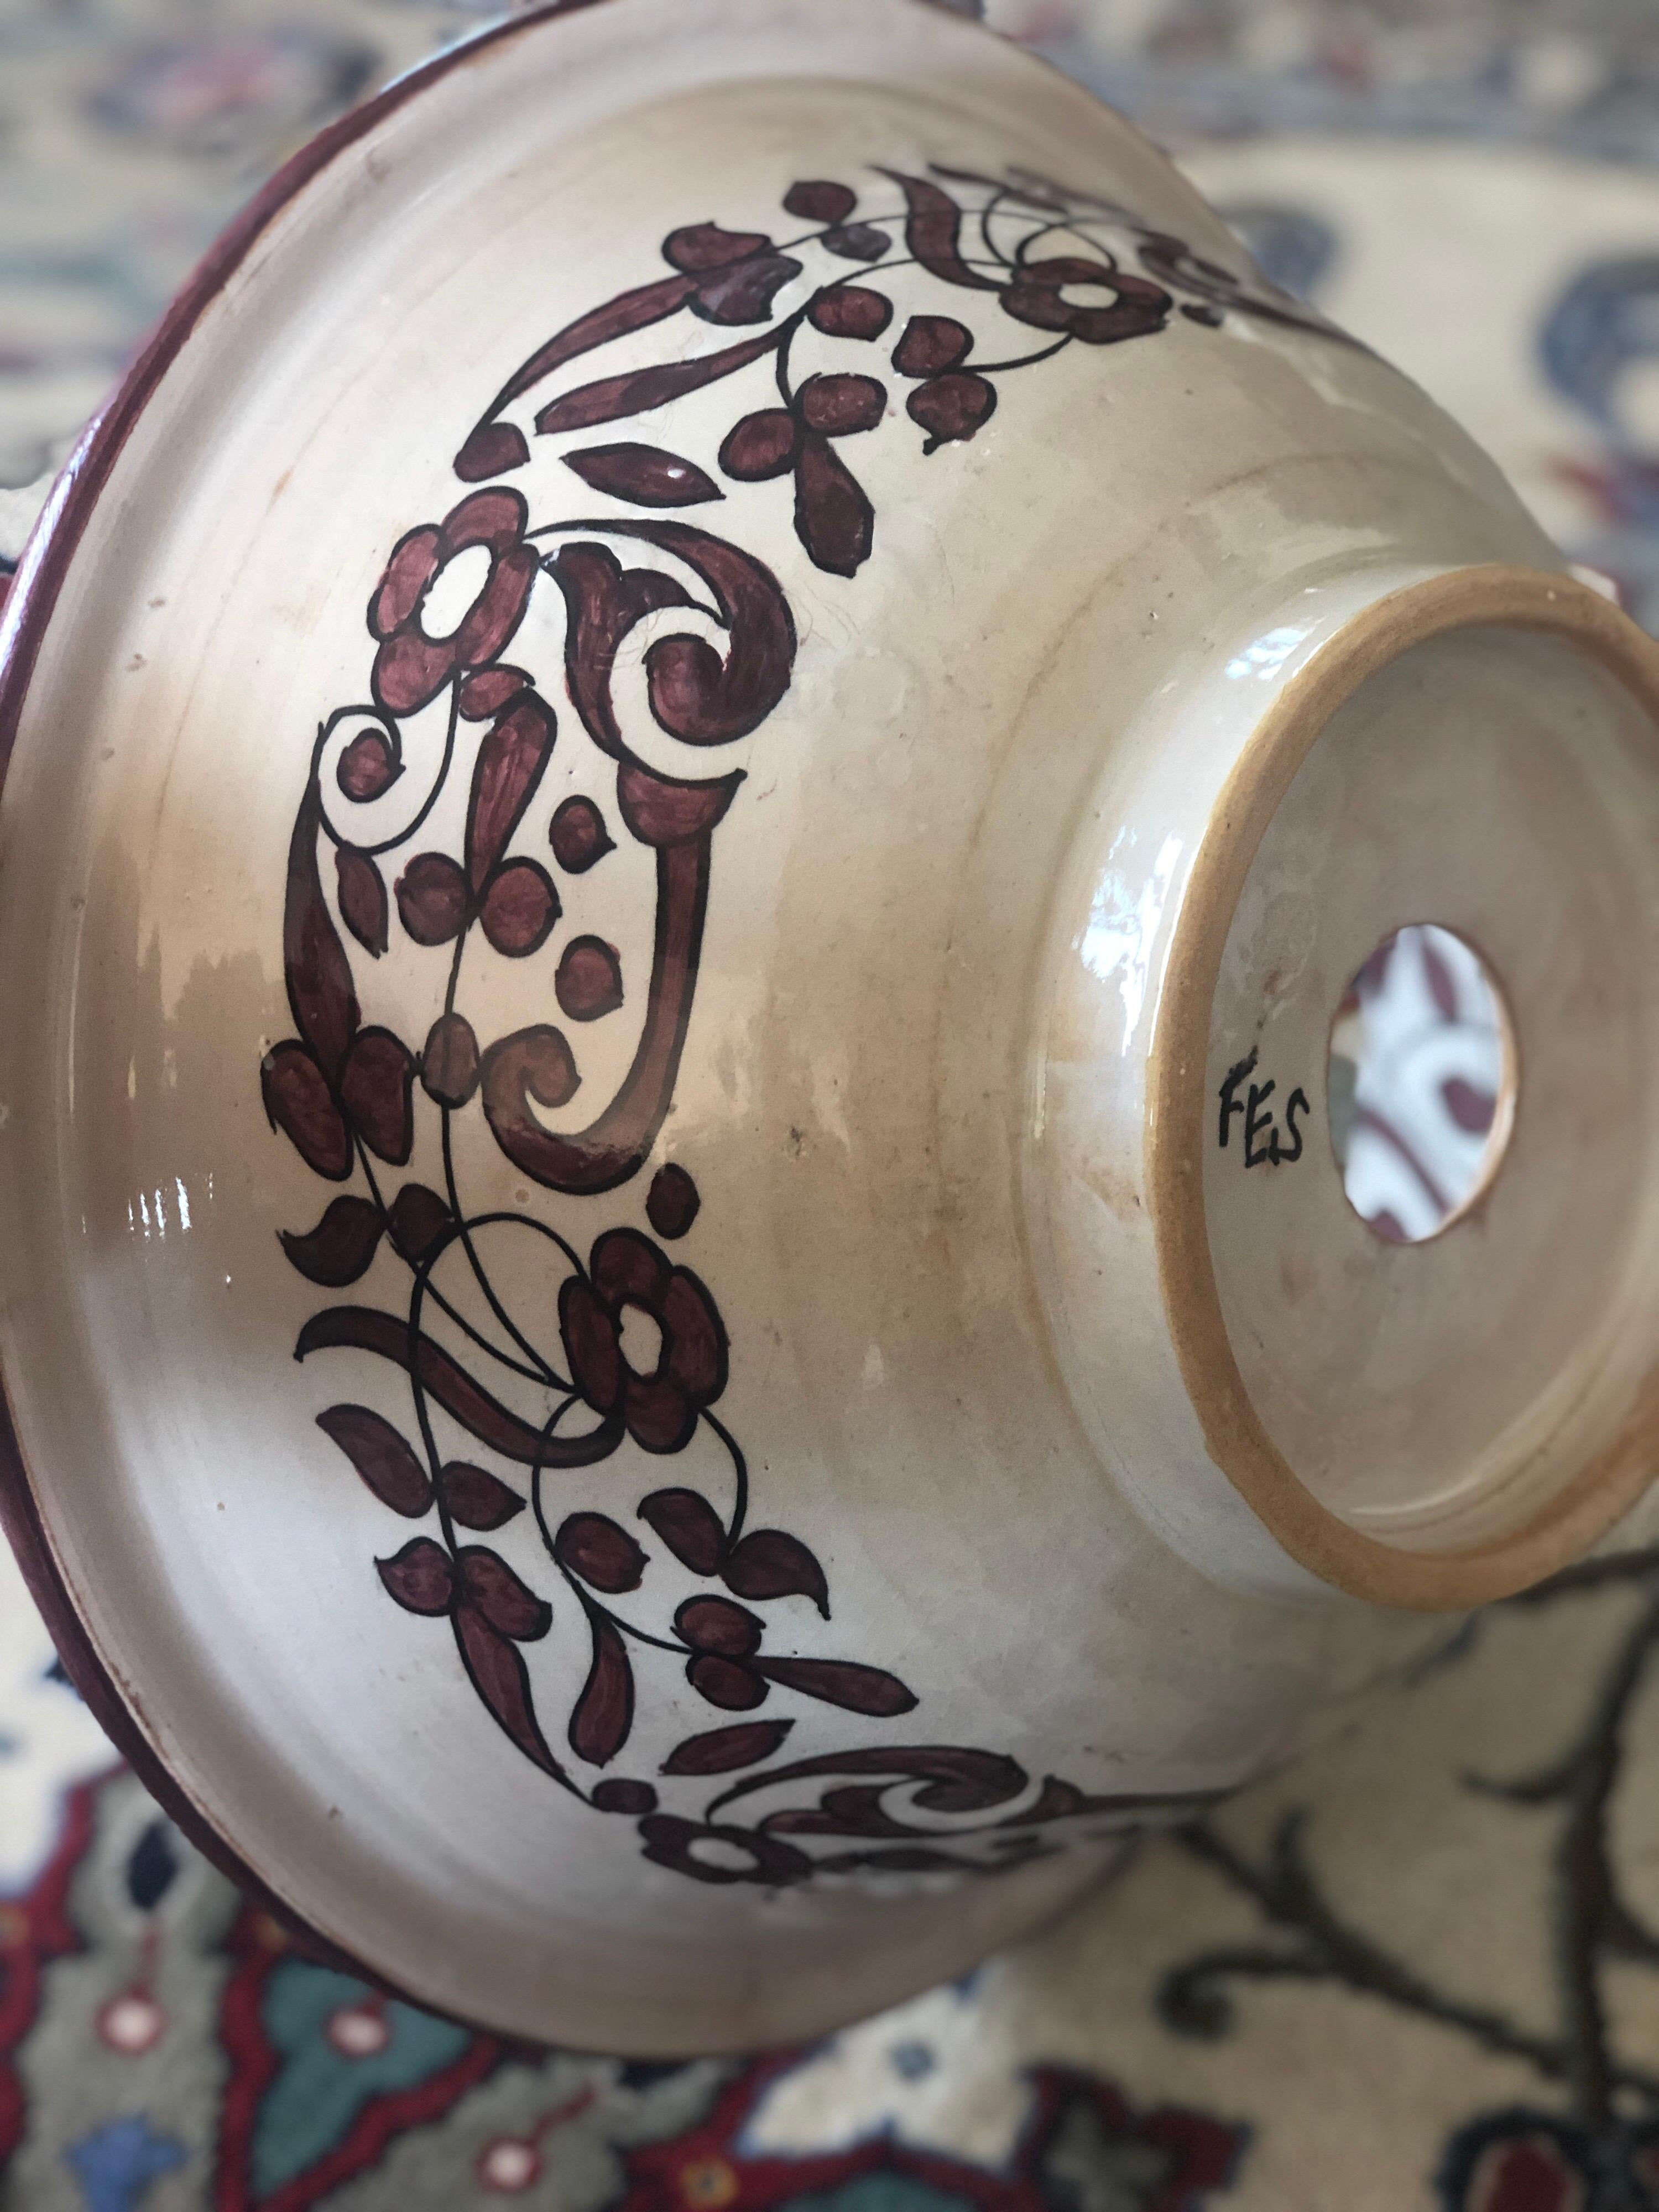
[259,162,1337,1887]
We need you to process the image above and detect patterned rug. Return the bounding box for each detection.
[8,4,1659,2208]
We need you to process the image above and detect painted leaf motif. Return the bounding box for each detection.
[676,1595,762,1656]
[784,180,856,225]
[553,1512,646,1594]
[799,374,886,436]
[569,1616,634,1766]
[878,169,999,292]
[261,1042,351,1181]
[722,1530,830,1617]
[590,1778,658,1814]
[645,1164,700,1240]
[377,1537,453,1614]
[396,852,470,946]
[421,1011,480,1108]
[386,1181,452,1265]
[283,787,359,1079]
[686,1654,766,1711]
[564,444,723,508]
[549,795,613,875]
[336,726,400,802]
[794,434,874,577]
[490,272,698,414]
[893,315,972,376]
[535,328,780,439]
[296,1307,623,1468]
[453,421,531,482]
[459,1547,551,1641]
[318,1405,431,1516]
[466,694,555,890]
[664,223,772,272]
[440,1463,524,1531]
[661,1719,794,1777]
[822,225,891,264]
[480,862,559,959]
[555,936,623,1021]
[755,1657,917,1716]
[335,848,388,958]
[638,1487,726,1574]
[719,409,799,483]
[909,372,998,452]
[808,286,893,341]
[455,1608,565,1777]
[691,255,801,327]
[278,1196,384,1287]
[340,1027,415,1167]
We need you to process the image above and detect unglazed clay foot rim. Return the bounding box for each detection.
[1149,564,1659,1613]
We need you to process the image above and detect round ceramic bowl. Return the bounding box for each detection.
[3,0,1659,2056]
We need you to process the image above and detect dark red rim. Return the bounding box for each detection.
[0,0,993,2049]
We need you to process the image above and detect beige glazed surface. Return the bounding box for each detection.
[2,0,1658,2054]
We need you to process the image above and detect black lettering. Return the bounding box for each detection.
[1218,1048,1258,1150]
[1244,1080,1276,1167]
[1271,1086,1309,1166]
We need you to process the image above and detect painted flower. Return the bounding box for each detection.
[368,488,540,717]
[1000,255,1171,345]
[637,1812,811,1887]
[558,1229,728,1454]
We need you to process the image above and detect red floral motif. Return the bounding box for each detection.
[455,164,1329,580]
[369,489,539,716]
[272,163,1331,1884]
[559,1230,727,1454]
[1000,253,1172,343]
[638,1814,811,1888]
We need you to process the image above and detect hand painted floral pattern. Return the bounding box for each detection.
[368,489,540,717]
[264,165,1323,1884]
